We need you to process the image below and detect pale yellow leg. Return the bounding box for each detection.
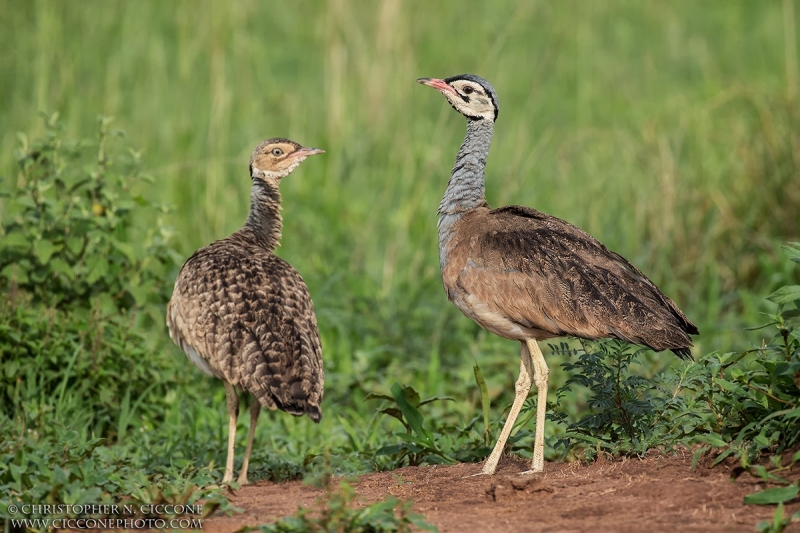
[222,382,239,484]
[480,342,533,475]
[237,398,261,485]
[522,339,549,474]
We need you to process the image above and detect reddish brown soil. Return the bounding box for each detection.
[204,452,800,532]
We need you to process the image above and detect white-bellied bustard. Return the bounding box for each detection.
[167,138,325,484]
[417,74,697,475]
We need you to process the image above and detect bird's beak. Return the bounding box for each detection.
[293,147,325,158]
[416,77,457,97]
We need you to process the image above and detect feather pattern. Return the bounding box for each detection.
[441,205,697,359]
[167,141,324,422]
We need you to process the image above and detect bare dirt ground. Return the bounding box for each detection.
[204,451,800,533]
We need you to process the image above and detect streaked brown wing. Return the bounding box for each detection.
[167,241,324,419]
[454,205,695,351]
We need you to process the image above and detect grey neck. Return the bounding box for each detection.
[437,118,493,217]
[242,178,282,250]
[437,119,493,269]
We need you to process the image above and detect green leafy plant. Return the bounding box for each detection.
[755,503,800,533]
[0,112,178,317]
[246,470,437,533]
[367,383,455,467]
[0,116,214,518]
[681,244,800,468]
[550,340,666,459]
[0,114,182,438]
[0,419,230,521]
[0,293,181,440]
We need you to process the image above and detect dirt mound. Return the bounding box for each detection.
[205,452,800,532]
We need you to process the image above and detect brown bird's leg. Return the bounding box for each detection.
[223,382,239,484]
[480,342,533,475]
[237,398,261,485]
[522,339,549,474]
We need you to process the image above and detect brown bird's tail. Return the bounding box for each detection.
[671,346,694,361]
[305,404,322,423]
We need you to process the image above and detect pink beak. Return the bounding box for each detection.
[293,147,325,158]
[416,77,457,97]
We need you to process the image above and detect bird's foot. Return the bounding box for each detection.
[463,469,496,479]
[517,468,543,476]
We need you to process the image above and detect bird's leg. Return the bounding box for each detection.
[480,342,533,475]
[223,382,239,484]
[237,398,261,485]
[523,339,549,474]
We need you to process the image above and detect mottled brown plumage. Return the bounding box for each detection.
[167,138,324,484]
[417,74,697,476]
[443,205,697,355]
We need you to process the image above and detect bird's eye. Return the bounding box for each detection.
[271,148,283,156]
[463,86,474,95]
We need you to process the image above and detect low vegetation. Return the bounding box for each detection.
[246,470,437,533]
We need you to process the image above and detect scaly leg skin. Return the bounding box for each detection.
[475,342,533,476]
[237,398,261,485]
[222,382,239,484]
[520,339,549,474]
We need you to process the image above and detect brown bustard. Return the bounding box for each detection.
[167,138,325,485]
[417,74,697,475]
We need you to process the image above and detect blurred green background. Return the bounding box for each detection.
[1,0,799,486]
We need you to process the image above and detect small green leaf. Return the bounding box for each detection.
[693,433,728,447]
[690,446,708,471]
[1,231,31,251]
[66,236,84,255]
[390,382,429,444]
[33,239,58,264]
[716,378,747,395]
[49,258,74,280]
[767,286,800,305]
[111,240,136,262]
[1,263,29,283]
[416,396,455,407]
[53,466,71,486]
[781,242,800,264]
[85,255,108,283]
[402,385,421,407]
[379,407,408,428]
[744,485,799,505]
[364,392,394,402]
[375,444,410,456]
[127,279,153,306]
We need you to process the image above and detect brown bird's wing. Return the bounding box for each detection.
[167,240,324,420]
[452,205,697,357]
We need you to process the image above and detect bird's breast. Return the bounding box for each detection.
[441,252,540,342]
[450,286,543,341]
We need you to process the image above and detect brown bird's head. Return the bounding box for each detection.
[249,138,324,181]
[416,74,499,122]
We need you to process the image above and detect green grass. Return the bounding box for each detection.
[1,1,800,527]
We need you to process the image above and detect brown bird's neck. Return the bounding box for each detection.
[242,178,283,251]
